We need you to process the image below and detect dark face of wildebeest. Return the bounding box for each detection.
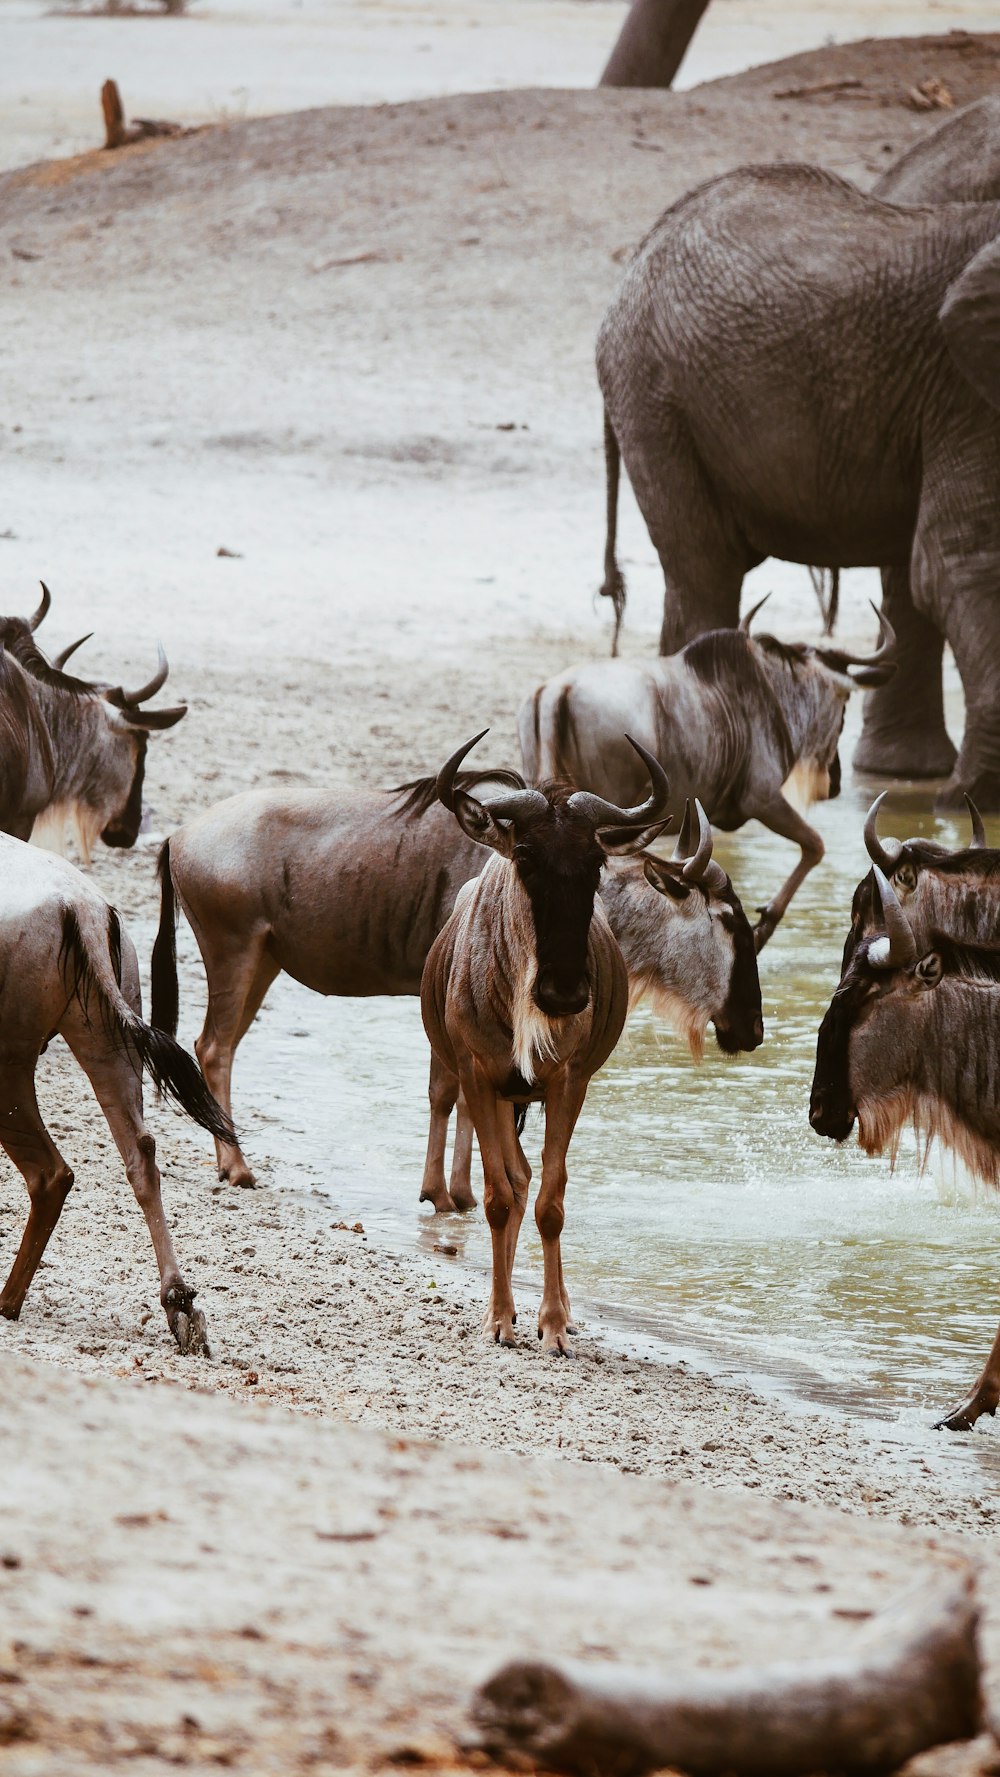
[438,729,672,1020]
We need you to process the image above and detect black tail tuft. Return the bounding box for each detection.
[130,1021,236,1147]
[151,840,179,1036]
[514,1104,528,1138]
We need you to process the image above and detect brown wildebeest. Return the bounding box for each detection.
[519,597,896,950]
[811,864,1000,1432]
[421,730,671,1353]
[150,772,762,1196]
[0,835,233,1354]
[0,583,187,859]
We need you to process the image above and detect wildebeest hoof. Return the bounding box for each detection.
[450,1191,478,1213]
[170,1304,211,1358]
[484,1310,517,1346]
[539,1324,575,1356]
[220,1160,257,1189]
[934,1387,998,1433]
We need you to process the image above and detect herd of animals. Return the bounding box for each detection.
[4,95,1000,1439]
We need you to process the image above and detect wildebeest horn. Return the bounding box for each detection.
[116,644,169,707]
[29,581,51,632]
[871,866,917,970]
[818,601,895,672]
[965,793,986,849]
[566,735,671,830]
[739,593,771,634]
[673,797,714,880]
[436,731,547,823]
[863,792,903,873]
[52,632,93,670]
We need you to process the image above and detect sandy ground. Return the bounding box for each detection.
[2,0,1000,171]
[3,1350,995,1775]
[4,27,1000,1769]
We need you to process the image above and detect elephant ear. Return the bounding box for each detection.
[939,234,1000,412]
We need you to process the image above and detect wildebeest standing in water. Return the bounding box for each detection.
[0,584,186,859]
[519,598,896,949]
[150,769,762,1199]
[0,836,233,1353]
[811,865,1000,1431]
[422,731,671,1352]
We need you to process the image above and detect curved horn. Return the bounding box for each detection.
[29,581,51,632]
[52,632,93,671]
[819,601,896,671]
[120,644,169,707]
[871,866,917,970]
[436,730,491,812]
[863,792,902,874]
[679,798,714,881]
[739,593,771,635]
[566,735,670,831]
[965,792,986,850]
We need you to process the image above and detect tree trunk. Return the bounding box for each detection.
[599,0,711,89]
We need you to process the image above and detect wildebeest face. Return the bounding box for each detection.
[638,857,763,1055]
[100,722,149,848]
[514,807,605,1017]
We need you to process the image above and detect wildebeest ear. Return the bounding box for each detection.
[641,855,691,901]
[916,951,943,987]
[598,817,674,857]
[115,703,187,731]
[940,233,1000,412]
[451,788,515,856]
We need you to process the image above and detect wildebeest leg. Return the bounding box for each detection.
[499,1102,531,1285]
[420,1051,463,1213]
[535,1073,587,1356]
[449,1093,477,1212]
[461,1062,517,1345]
[935,1323,1000,1432]
[0,1064,74,1322]
[194,934,279,1188]
[64,992,208,1355]
[853,565,954,779]
[747,794,825,953]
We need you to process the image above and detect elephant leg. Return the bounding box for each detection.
[616,412,754,654]
[853,564,956,779]
[936,576,1000,810]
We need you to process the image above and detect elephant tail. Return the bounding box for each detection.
[598,406,627,657]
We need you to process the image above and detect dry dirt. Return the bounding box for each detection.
[4,30,1000,1772]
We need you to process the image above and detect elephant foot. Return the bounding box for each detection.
[853,725,956,781]
[937,768,1000,814]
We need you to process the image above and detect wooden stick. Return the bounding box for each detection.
[472,1570,981,1776]
[773,76,863,99]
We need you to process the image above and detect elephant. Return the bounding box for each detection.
[597,101,1000,807]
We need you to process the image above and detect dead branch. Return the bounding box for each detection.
[773,76,863,99]
[472,1569,981,1776]
[101,79,183,149]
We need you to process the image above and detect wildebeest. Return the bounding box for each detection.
[0,835,233,1353]
[422,731,670,1352]
[151,767,762,1196]
[810,865,1000,1431]
[0,584,186,859]
[841,792,999,973]
[518,598,895,950]
[421,792,761,1210]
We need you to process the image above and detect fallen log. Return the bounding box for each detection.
[471,1569,981,1776]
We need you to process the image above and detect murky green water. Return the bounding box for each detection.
[178,701,1000,1457]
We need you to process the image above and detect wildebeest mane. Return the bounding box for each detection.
[683,627,761,684]
[926,929,1000,984]
[0,619,96,697]
[389,767,527,820]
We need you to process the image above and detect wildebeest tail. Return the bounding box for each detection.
[60,902,235,1146]
[599,406,626,657]
[151,839,179,1037]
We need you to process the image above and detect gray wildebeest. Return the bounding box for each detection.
[811,864,1000,1432]
[421,730,671,1353]
[0,583,186,859]
[150,773,762,1198]
[519,597,895,950]
[0,835,233,1353]
[596,153,1000,808]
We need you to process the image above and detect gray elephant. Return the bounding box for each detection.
[597,99,1000,806]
